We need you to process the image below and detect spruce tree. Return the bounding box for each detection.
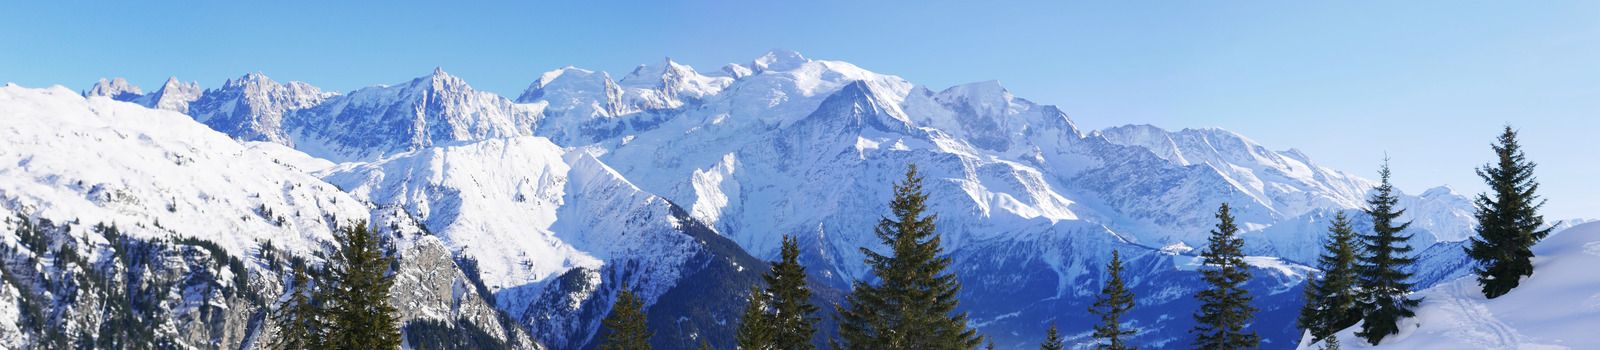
[1040,323,1064,350]
[766,235,819,349]
[1467,126,1554,299]
[835,164,982,350]
[323,222,401,350]
[268,264,323,350]
[737,286,775,350]
[1297,212,1362,340]
[1091,250,1137,350]
[600,286,653,350]
[1355,161,1420,345]
[1190,203,1259,350]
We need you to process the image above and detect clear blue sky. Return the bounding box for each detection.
[3,1,1595,219]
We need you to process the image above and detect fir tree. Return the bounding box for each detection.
[835,164,983,350]
[1467,126,1554,299]
[737,286,775,350]
[1091,250,1137,350]
[1355,161,1421,345]
[1190,203,1259,350]
[268,264,323,350]
[1040,323,1064,350]
[1297,212,1362,340]
[600,286,653,350]
[322,222,401,350]
[766,236,819,349]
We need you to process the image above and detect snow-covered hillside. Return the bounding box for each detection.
[0,85,533,348]
[1301,222,1600,349]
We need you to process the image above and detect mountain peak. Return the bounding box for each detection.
[83,77,143,99]
[752,49,808,72]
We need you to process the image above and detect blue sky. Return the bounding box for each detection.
[2,1,1595,219]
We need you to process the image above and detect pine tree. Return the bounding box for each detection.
[1190,203,1259,350]
[1040,323,1064,350]
[323,222,401,350]
[766,235,819,349]
[600,286,653,350]
[268,264,323,350]
[1467,126,1554,299]
[737,286,775,350]
[1091,250,1137,350]
[1297,212,1362,340]
[835,164,983,350]
[1355,161,1421,345]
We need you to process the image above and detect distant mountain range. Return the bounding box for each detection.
[0,50,1508,349]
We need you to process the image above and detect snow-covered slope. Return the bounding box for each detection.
[320,136,765,349]
[0,85,534,348]
[2,84,361,256]
[1301,222,1600,349]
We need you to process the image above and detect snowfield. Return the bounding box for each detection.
[1300,222,1600,349]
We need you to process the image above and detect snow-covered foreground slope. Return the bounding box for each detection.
[1301,222,1600,350]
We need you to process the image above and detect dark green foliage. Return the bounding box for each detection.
[835,165,982,350]
[762,235,820,349]
[737,286,775,350]
[321,222,402,350]
[1320,335,1340,350]
[600,286,653,350]
[402,318,510,350]
[1467,126,1554,299]
[1090,250,1137,350]
[698,339,714,350]
[268,264,322,350]
[1190,203,1259,350]
[1040,323,1064,350]
[1297,212,1363,341]
[1356,162,1421,345]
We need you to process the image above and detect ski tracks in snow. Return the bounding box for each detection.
[1439,281,1530,349]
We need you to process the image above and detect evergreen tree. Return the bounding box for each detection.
[600,286,653,350]
[323,222,401,350]
[1355,161,1421,345]
[1190,203,1259,350]
[1090,250,1137,350]
[835,164,983,350]
[1297,212,1362,340]
[737,286,775,350]
[1467,126,1554,299]
[1040,323,1064,350]
[766,236,819,349]
[699,339,715,350]
[1320,335,1340,350]
[268,264,323,350]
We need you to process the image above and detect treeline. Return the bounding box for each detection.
[597,126,1554,350]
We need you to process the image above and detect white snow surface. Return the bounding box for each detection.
[1300,222,1600,349]
[0,85,368,257]
[320,136,702,313]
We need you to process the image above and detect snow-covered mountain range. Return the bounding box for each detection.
[0,50,1520,349]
